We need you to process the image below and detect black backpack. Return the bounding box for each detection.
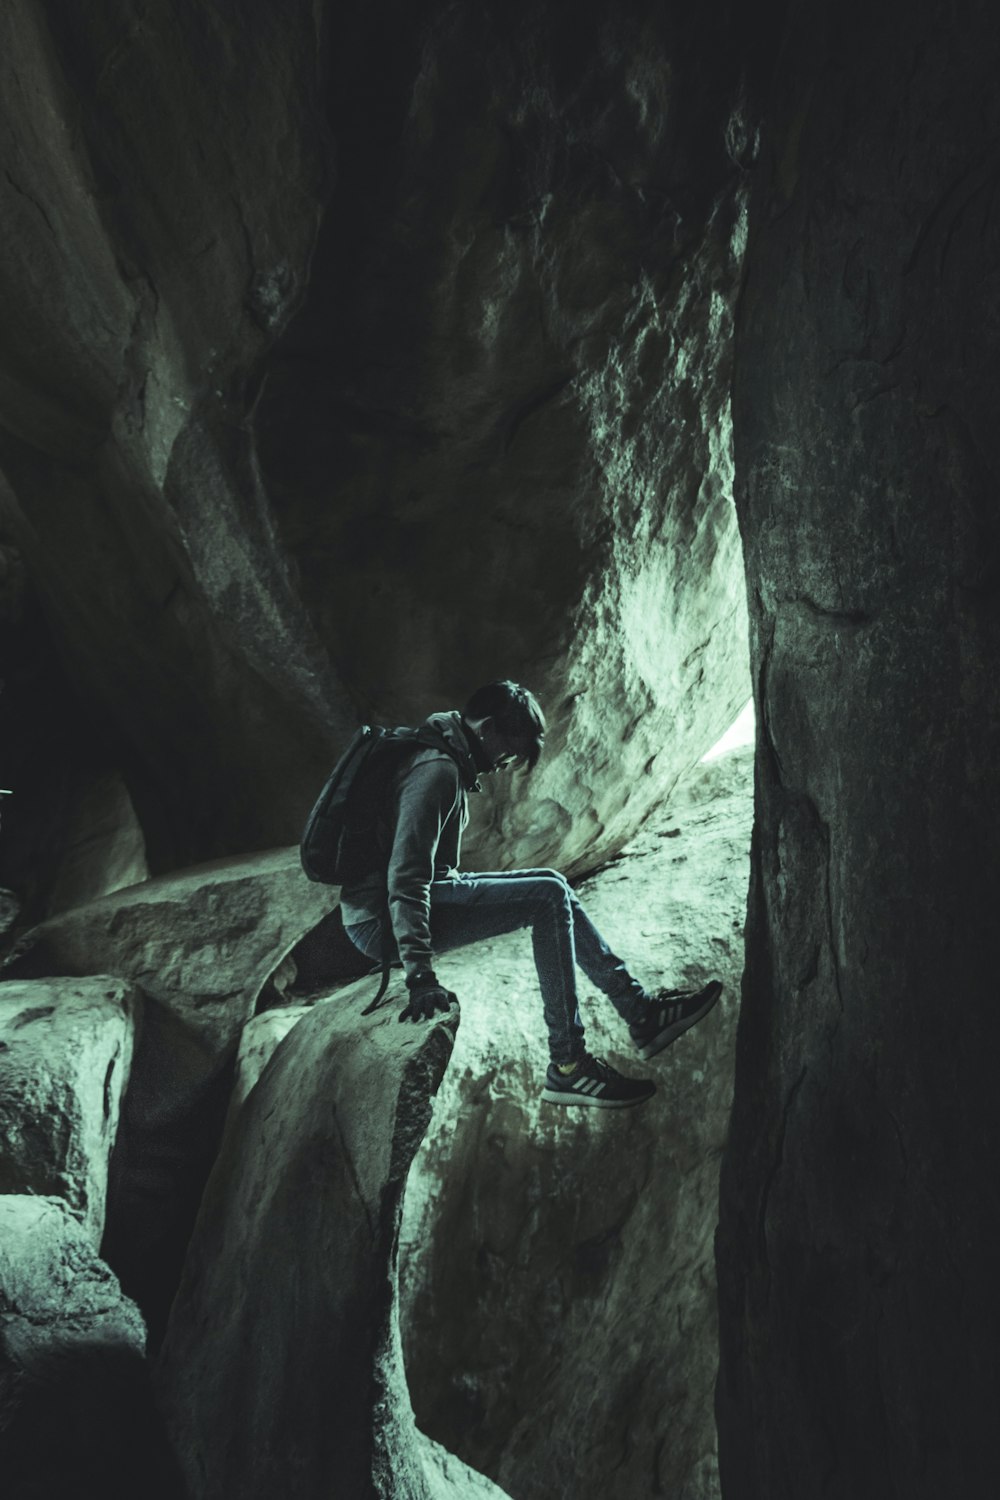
[300,723,466,1014]
[301,724,447,886]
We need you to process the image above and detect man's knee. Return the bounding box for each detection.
[535,870,572,905]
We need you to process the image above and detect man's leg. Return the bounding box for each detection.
[428,871,585,1066]
[447,870,723,1062]
[460,869,653,1019]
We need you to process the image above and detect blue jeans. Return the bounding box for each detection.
[344,868,649,1065]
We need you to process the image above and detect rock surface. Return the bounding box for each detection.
[716,7,1000,1497]
[4,849,335,1339]
[0,976,137,1242]
[0,1195,175,1500]
[395,744,752,1500]
[5,848,334,1063]
[156,986,510,1499]
[0,0,748,887]
[225,745,752,1499]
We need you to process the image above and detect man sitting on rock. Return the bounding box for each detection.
[341,680,721,1109]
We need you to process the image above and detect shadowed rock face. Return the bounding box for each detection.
[0,1195,178,1500]
[0,0,749,885]
[155,996,510,1500]
[716,5,1000,1496]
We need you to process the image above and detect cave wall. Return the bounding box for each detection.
[0,0,750,888]
[716,4,1000,1495]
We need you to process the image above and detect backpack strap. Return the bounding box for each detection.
[359,897,395,1015]
[360,949,393,1016]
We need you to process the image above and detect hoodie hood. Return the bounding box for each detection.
[420,711,482,791]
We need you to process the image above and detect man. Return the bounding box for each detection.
[340,680,721,1109]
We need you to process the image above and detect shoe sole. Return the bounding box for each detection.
[540,1085,656,1108]
[635,980,723,1061]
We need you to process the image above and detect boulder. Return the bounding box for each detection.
[3,848,335,1340]
[5,848,335,1066]
[398,745,752,1500]
[0,976,137,1241]
[0,1195,177,1500]
[155,983,510,1498]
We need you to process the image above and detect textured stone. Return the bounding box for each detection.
[716,6,1000,1497]
[4,849,335,1338]
[155,987,510,1499]
[6,848,335,1064]
[0,1196,176,1500]
[227,1005,310,1120]
[0,0,748,886]
[398,744,752,1500]
[0,977,137,1242]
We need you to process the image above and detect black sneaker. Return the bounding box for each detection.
[630,980,723,1061]
[541,1052,655,1109]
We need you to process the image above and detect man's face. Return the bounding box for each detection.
[477,717,530,773]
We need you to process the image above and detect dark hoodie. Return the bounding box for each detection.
[338,711,482,979]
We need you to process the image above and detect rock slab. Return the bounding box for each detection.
[0,976,137,1241]
[156,983,511,1499]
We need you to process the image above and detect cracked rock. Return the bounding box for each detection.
[0,976,138,1243]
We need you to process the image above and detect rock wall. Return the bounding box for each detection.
[0,0,749,888]
[716,4,1000,1496]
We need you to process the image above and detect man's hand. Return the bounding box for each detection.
[399,970,457,1023]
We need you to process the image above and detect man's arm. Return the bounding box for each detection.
[386,753,461,980]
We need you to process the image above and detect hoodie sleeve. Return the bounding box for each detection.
[386,752,462,979]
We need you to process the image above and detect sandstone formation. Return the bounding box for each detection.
[5,847,334,1062]
[0,1195,175,1500]
[0,976,137,1241]
[399,745,752,1500]
[0,0,749,896]
[716,5,1000,1497]
[156,991,510,1499]
[4,848,335,1338]
[222,747,752,1500]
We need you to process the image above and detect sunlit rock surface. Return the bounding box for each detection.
[0,977,137,1242]
[395,744,752,1500]
[156,995,510,1500]
[0,0,748,885]
[0,1195,175,1500]
[716,8,1000,1497]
